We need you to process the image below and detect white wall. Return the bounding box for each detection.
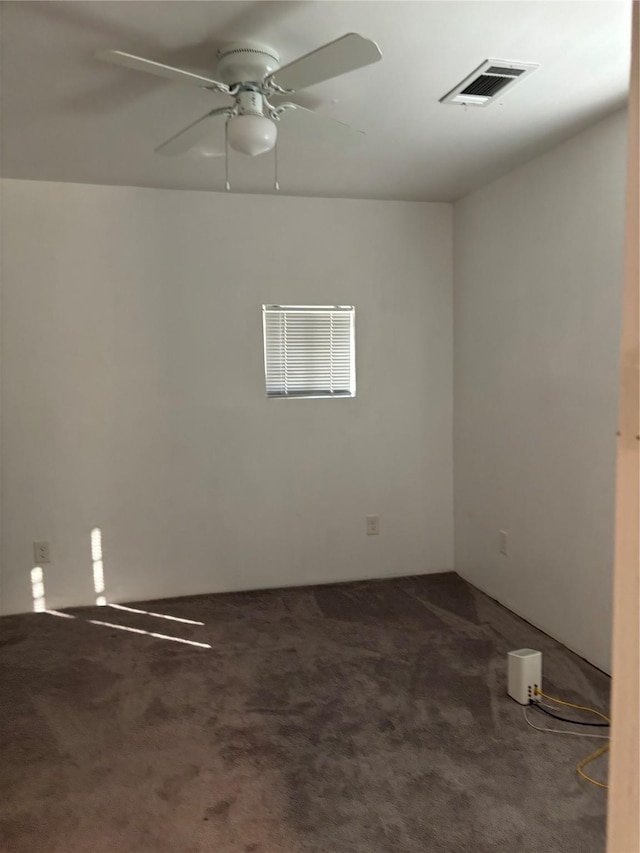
[0,180,453,615]
[453,110,627,673]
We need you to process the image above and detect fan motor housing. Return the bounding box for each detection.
[217,42,280,85]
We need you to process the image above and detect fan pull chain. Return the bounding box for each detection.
[225,119,231,192]
[274,137,280,192]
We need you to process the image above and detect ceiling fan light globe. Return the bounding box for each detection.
[227,115,277,157]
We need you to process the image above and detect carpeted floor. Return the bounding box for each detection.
[0,572,610,853]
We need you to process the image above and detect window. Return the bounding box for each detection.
[262,305,356,398]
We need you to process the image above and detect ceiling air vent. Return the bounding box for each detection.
[440,59,539,107]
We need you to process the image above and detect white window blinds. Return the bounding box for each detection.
[263,305,356,398]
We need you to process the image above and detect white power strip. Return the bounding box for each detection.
[507,649,542,705]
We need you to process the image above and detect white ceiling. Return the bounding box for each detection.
[0,1,631,201]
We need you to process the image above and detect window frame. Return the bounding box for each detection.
[262,304,356,400]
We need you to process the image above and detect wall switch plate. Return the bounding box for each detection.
[499,530,508,556]
[33,541,50,564]
[366,515,380,535]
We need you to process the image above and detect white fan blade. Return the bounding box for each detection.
[278,106,364,149]
[97,50,230,92]
[155,108,231,156]
[268,33,381,92]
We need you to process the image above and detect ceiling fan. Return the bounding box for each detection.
[97,34,382,186]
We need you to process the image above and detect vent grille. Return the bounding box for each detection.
[460,75,512,98]
[485,65,526,77]
[440,59,539,107]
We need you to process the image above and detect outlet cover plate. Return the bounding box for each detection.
[33,541,50,564]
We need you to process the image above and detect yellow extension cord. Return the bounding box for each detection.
[576,744,610,790]
[535,688,610,789]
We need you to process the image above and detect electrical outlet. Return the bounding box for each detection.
[33,541,50,564]
[499,530,508,556]
[366,515,380,536]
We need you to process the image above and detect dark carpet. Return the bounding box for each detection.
[0,572,610,853]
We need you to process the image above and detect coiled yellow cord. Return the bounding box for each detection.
[534,688,610,788]
[576,744,610,789]
[534,688,610,723]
